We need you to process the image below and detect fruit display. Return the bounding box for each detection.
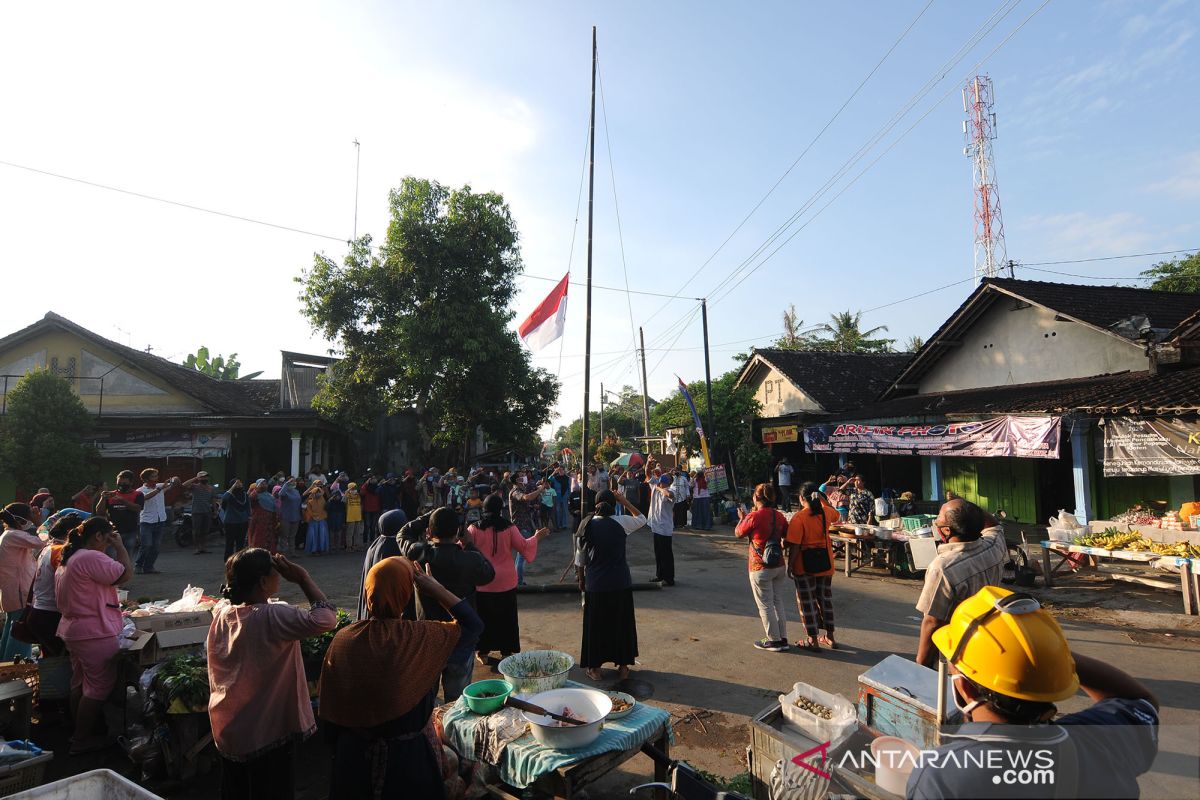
[1111,505,1162,526]
[1074,528,1143,549]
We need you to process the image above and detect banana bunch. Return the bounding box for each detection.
[1075,529,1143,549]
[1148,541,1200,558]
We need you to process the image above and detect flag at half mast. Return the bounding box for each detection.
[519,273,569,352]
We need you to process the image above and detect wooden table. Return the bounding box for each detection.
[1040,541,1199,615]
[484,721,670,799]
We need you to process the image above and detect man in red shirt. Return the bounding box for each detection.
[359,475,382,540]
[94,470,144,554]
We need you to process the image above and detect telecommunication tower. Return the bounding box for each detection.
[962,75,1008,282]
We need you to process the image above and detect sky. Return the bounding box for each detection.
[1,1,1197,439]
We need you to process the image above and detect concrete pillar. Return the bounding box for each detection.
[290,432,301,478]
[925,456,943,502]
[1071,421,1096,523]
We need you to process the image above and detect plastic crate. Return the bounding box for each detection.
[0,664,38,709]
[0,745,51,796]
[8,768,162,799]
[901,514,937,531]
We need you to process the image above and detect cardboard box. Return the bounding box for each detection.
[127,611,213,666]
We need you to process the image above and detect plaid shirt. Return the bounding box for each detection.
[916,527,1009,620]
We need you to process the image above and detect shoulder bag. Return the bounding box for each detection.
[800,508,833,574]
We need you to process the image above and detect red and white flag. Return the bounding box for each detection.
[519,273,569,352]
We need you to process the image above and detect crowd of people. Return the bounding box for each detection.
[0,453,1164,800]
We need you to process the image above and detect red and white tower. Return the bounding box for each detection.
[963,75,1008,281]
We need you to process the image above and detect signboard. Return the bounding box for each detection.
[1103,418,1200,477]
[705,464,729,493]
[92,430,231,458]
[762,425,798,444]
[803,416,1061,459]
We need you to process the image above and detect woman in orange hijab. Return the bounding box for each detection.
[319,557,483,799]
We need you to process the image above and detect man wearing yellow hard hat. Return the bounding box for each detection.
[907,585,1159,799]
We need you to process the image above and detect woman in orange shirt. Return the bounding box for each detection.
[785,481,839,651]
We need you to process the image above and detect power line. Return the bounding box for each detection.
[1021,248,1195,266]
[518,272,698,300]
[634,0,939,332]
[0,158,348,243]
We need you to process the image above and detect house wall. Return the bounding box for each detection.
[919,303,1148,393]
[0,330,205,414]
[751,364,824,417]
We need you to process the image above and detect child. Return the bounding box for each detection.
[464,489,483,526]
[539,479,557,529]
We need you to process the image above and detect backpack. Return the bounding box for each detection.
[752,512,784,568]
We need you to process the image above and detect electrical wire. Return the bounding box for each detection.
[0,158,348,242]
[597,60,641,361]
[1021,248,1195,266]
[634,0,940,332]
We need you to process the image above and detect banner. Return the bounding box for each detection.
[762,425,798,444]
[1103,418,1200,477]
[705,464,729,493]
[803,416,1060,459]
[92,430,231,458]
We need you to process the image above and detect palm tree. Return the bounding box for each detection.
[814,311,894,353]
[903,335,925,353]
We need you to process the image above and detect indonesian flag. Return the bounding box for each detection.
[519,273,569,352]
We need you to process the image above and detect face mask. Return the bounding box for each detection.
[117,483,131,492]
[950,673,983,718]
[21,520,36,532]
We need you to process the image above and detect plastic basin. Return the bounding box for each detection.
[462,679,512,714]
[522,688,612,750]
[498,650,574,695]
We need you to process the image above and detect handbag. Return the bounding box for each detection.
[10,569,39,644]
[752,513,784,569]
[800,508,833,574]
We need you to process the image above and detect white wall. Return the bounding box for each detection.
[919,301,1149,393]
[751,363,824,416]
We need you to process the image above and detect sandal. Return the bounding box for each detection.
[797,639,821,652]
[819,634,839,649]
[584,668,604,681]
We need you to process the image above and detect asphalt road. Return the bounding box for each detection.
[70,519,1200,798]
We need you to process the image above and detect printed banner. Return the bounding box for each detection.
[91,430,231,458]
[705,464,729,493]
[803,416,1060,459]
[1103,418,1200,477]
[762,425,798,444]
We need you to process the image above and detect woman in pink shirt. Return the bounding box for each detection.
[0,503,49,660]
[469,494,549,664]
[54,516,133,754]
[207,549,336,800]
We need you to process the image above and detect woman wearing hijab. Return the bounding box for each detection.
[319,557,482,799]
[219,479,252,560]
[0,503,49,660]
[26,512,84,658]
[575,489,647,681]
[246,480,279,554]
[208,549,336,799]
[469,494,549,664]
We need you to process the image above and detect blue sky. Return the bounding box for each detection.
[1,1,1196,437]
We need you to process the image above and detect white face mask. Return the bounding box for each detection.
[951,674,984,718]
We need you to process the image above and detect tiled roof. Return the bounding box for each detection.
[884,279,1200,398]
[832,366,1200,421]
[743,349,913,412]
[984,278,1200,337]
[0,313,276,415]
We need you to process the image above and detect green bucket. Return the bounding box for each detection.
[462,679,513,714]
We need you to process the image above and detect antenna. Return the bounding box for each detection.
[963,76,1007,282]
[352,139,361,240]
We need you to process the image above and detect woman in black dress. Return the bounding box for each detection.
[575,489,647,681]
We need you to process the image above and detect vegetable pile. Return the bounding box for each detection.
[155,653,210,714]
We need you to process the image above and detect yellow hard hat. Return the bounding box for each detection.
[932,585,1079,703]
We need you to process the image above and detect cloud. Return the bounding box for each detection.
[1147,152,1200,199]
[1014,211,1155,259]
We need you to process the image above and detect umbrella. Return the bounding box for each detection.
[610,452,646,469]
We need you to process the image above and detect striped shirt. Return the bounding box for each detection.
[915,527,1008,620]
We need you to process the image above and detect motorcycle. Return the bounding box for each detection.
[171,511,224,549]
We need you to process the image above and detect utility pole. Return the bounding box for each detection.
[701,299,715,448]
[638,327,651,440]
[352,139,361,240]
[580,27,597,511]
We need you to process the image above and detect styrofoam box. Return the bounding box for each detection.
[8,768,162,799]
[778,682,856,745]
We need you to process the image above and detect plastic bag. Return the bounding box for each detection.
[163,585,204,613]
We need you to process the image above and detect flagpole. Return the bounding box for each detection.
[580,26,597,521]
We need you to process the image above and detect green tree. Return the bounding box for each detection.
[182,347,261,380]
[902,334,925,353]
[772,304,816,350]
[0,370,99,499]
[811,310,895,353]
[1140,251,1200,293]
[298,178,559,459]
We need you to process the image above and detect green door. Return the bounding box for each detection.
[942,458,1038,524]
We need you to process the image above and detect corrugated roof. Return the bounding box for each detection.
[831,365,1200,421]
[741,349,913,412]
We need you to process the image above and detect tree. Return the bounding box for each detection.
[0,370,99,500]
[1140,251,1200,293]
[298,178,559,460]
[182,347,262,380]
[902,335,925,353]
[811,310,895,353]
[773,304,815,350]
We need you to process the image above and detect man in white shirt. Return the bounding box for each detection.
[775,458,794,512]
[648,474,676,585]
[136,468,179,574]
